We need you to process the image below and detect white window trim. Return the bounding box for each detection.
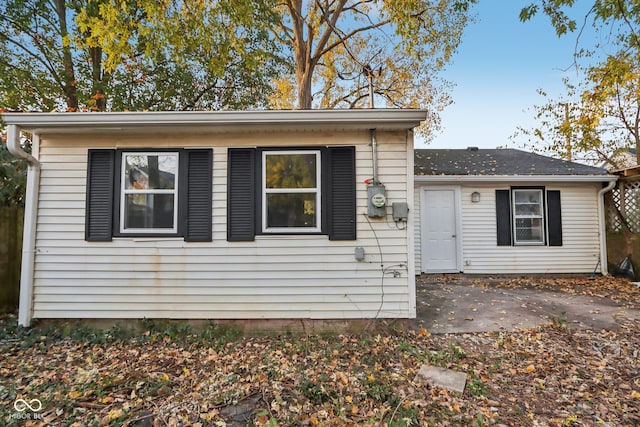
[120,151,179,234]
[512,188,544,245]
[261,150,322,233]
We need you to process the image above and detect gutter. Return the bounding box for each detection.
[1,109,428,131]
[414,174,618,183]
[7,125,39,327]
[597,179,617,276]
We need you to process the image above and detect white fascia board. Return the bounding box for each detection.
[414,174,618,183]
[1,109,428,132]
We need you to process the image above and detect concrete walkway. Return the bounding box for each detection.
[410,275,640,334]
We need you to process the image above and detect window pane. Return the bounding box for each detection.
[514,190,542,216]
[515,218,543,243]
[125,154,177,190]
[515,203,542,216]
[265,154,317,189]
[124,194,175,229]
[266,193,316,228]
[514,190,541,204]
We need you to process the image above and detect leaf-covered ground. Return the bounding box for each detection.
[424,274,640,310]
[1,277,639,427]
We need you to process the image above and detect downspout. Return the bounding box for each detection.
[7,125,40,327]
[597,179,617,276]
[405,129,416,318]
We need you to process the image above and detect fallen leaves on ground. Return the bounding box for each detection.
[1,277,639,426]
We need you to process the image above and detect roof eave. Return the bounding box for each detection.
[414,174,618,183]
[1,109,428,133]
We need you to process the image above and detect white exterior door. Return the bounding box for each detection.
[421,188,460,273]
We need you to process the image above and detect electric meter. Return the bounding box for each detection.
[371,193,386,208]
[367,184,386,218]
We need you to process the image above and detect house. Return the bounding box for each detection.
[3,110,427,327]
[414,147,617,275]
[601,147,638,171]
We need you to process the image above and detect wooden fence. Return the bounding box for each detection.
[0,206,23,312]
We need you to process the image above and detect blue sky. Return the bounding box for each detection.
[425,1,596,149]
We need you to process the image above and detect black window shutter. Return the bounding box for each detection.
[547,190,562,246]
[184,149,213,242]
[227,148,256,241]
[327,146,356,240]
[85,150,115,241]
[495,189,512,246]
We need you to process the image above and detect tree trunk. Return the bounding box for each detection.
[296,69,313,110]
[90,46,107,111]
[288,0,313,109]
[54,0,79,110]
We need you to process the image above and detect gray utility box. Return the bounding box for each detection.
[392,202,409,221]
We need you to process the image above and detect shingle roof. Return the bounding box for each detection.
[415,148,608,176]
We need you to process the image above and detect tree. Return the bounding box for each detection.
[582,52,640,166]
[270,0,475,132]
[516,0,640,166]
[78,0,285,111]
[520,0,640,47]
[0,135,29,207]
[0,0,282,112]
[1,0,78,111]
[512,71,637,167]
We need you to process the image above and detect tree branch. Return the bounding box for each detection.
[0,34,62,85]
[273,22,294,43]
[181,78,221,110]
[317,16,392,59]
[615,0,640,52]
[613,80,637,141]
[312,0,348,63]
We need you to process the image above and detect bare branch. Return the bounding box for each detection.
[311,0,348,62]
[317,17,392,59]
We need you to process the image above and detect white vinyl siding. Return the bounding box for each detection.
[415,182,603,274]
[31,131,414,320]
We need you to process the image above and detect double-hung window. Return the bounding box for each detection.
[262,150,321,233]
[121,152,179,234]
[512,189,544,244]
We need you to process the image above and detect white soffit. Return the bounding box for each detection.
[1,109,428,134]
